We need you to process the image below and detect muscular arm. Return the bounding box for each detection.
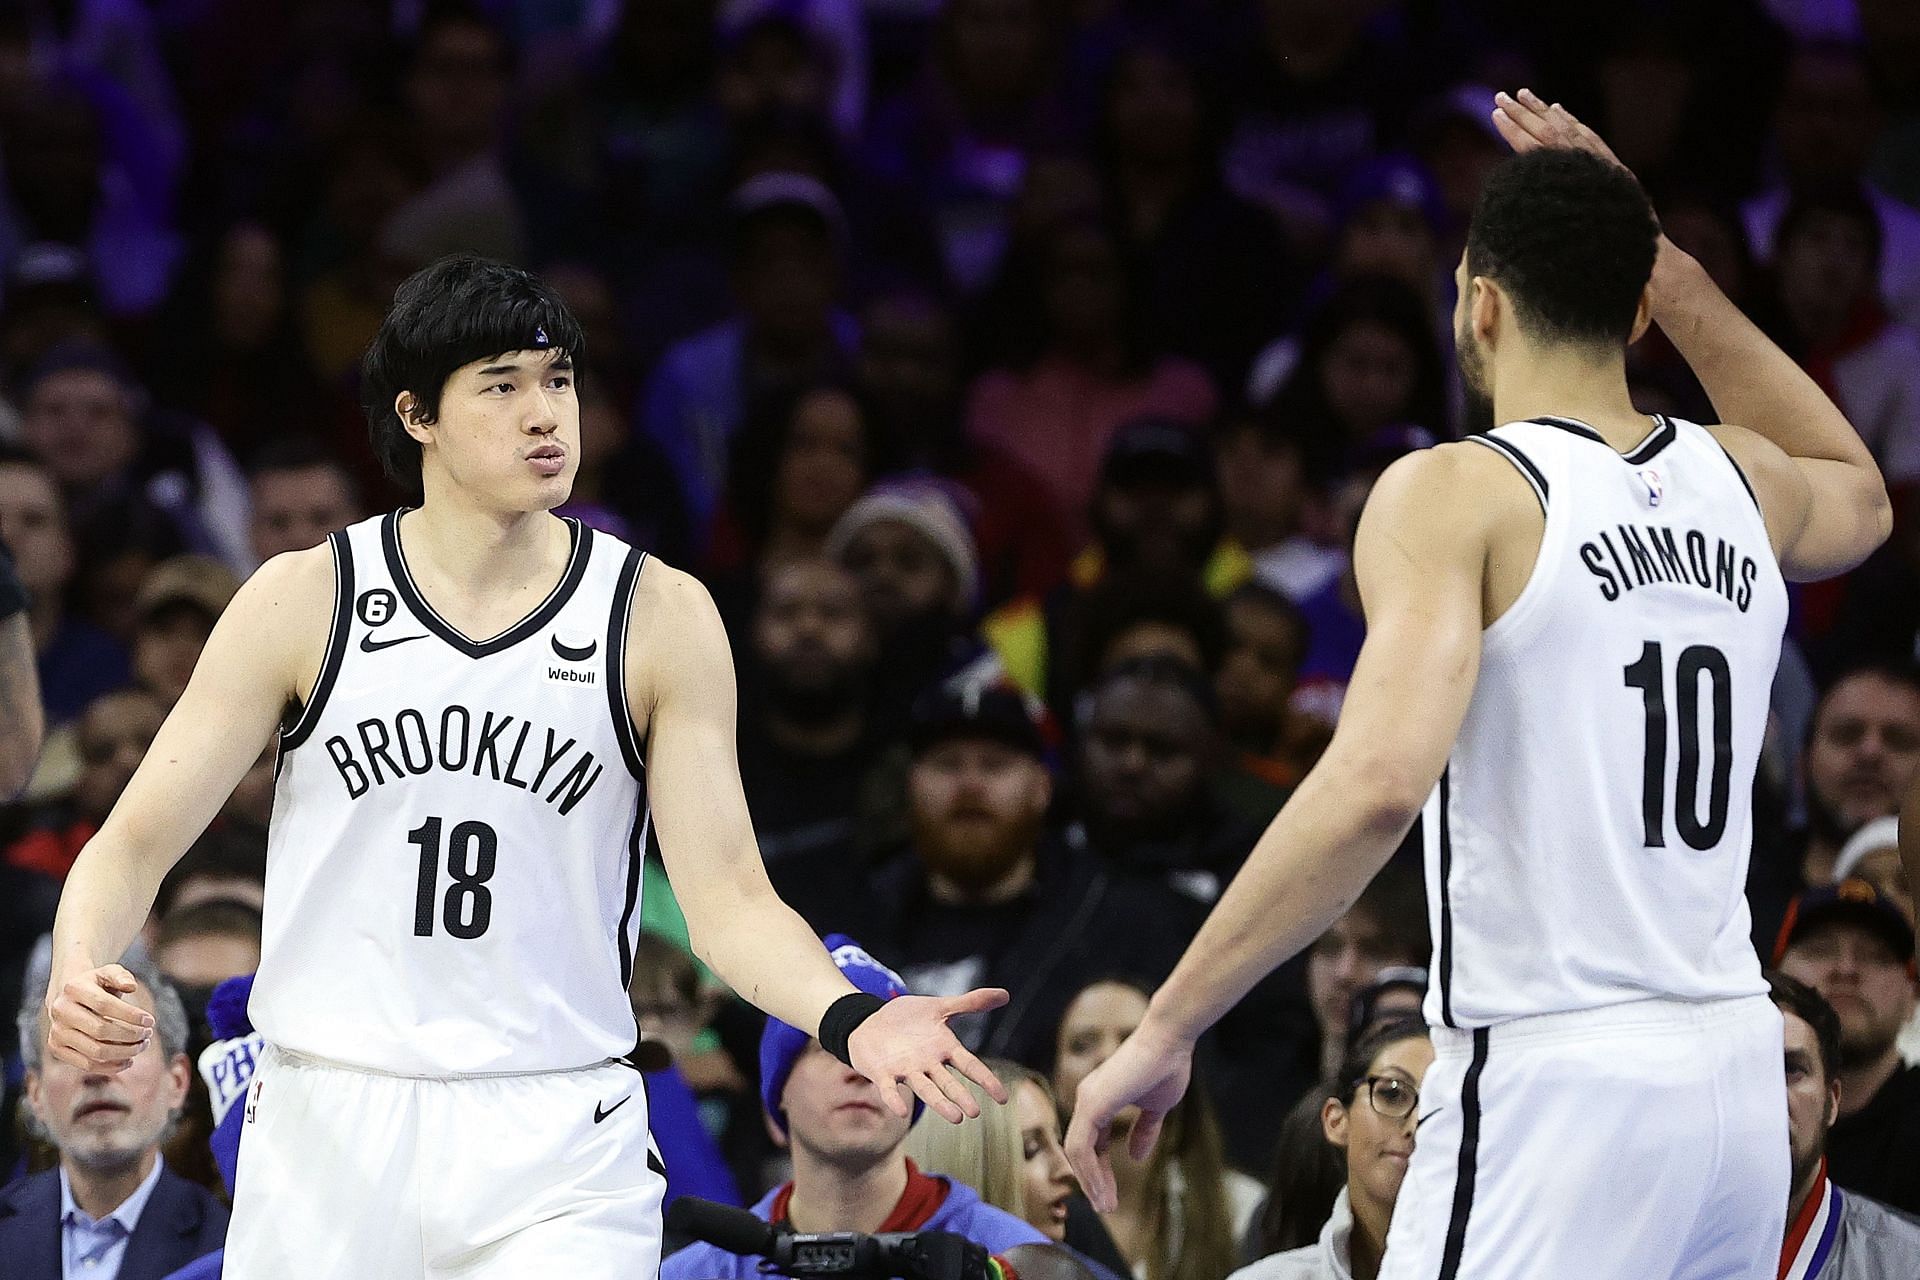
[631,565,864,1030]
[0,611,43,798]
[45,549,327,1066]
[1141,447,1490,1046]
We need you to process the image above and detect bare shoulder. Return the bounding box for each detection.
[622,557,735,712]
[219,543,341,701]
[244,543,339,618]
[1703,422,1808,551]
[1362,441,1528,541]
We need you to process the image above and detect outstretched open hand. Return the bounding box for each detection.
[847,989,1011,1124]
[1490,88,1624,170]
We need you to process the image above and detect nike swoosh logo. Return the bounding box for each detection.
[1416,1108,1444,1129]
[552,635,598,662]
[594,1095,631,1124]
[360,633,426,652]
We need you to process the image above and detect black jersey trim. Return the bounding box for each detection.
[1530,415,1605,443]
[1622,414,1678,464]
[607,548,648,778]
[280,530,355,752]
[1436,766,1457,1029]
[1710,436,1764,515]
[1437,1028,1490,1280]
[381,510,592,659]
[617,807,649,988]
[1467,434,1548,515]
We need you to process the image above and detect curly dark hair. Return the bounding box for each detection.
[1465,149,1660,346]
[1269,275,1451,444]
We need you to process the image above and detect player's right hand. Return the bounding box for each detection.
[45,964,155,1073]
[1490,88,1625,170]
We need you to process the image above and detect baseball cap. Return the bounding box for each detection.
[1336,154,1447,233]
[825,477,982,613]
[729,171,849,250]
[1772,878,1916,966]
[908,681,1048,760]
[1100,417,1212,489]
[759,933,917,1136]
[135,556,241,626]
[1833,816,1899,884]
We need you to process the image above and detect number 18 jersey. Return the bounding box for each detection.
[1423,417,1788,1030]
[254,511,650,1075]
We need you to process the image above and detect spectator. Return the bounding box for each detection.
[1306,863,1429,1083]
[4,949,227,1277]
[152,901,262,1032]
[712,380,880,579]
[854,289,1068,605]
[1744,41,1920,334]
[1096,34,1295,390]
[626,933,746,1214]
[1049,976,1260,1280]
[843,683,1199,1065]
[1768,970,1920,1277]
[1251,277,1451,448]
[1246,1088,1346,1260]
[0,243,111,391]
[0,535,38,798]
[735,558,891,880]
[1326,157,1451,321]
[643,174,859,537]
[1752,183,1920,489]
[1832,816,1913,924]
[661,935,1047,1280]
[17,343,251,591]
[1752,664,1920,947]
[1228,1017,1433,1280]
[965,218,1217,539]
[1214,410,1345,605]
[1773,880,1920,1214]
[0,446,125,727]
[905,1059,1128,1280]
[1408,85,1506,257]
[1215,584,1323,793]
[6,688,164,883]
[1345,970,1428,1047]
[827,478,996,721]
[554,364,691,560]
[244,438,365,567]
[129,558,239,707]
[1070,657,1265,910]
[153,824,268,921]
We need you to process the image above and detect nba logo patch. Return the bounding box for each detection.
[1636,467,1664,507]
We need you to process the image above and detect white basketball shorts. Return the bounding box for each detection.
[224,1044,667,1279]
[1381,995,1788,1280]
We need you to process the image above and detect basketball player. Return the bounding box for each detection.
[39,256,1009,1277]
[1064,92,1893,1279]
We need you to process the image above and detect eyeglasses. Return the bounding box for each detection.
[1351,1074,1419,1120]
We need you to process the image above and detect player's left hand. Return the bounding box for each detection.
[1489,87,1624,170]
[1063,1020,1194,1214]
[847,989,1010,1124]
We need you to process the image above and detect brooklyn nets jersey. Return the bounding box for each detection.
[255,511,650,1075]
[1422,416,1788,1029]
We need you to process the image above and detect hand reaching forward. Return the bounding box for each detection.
[1062,1021,1194,1213]
[1490,88,1624,169]
[45,964,155,1072]
[847,988,1011,1124]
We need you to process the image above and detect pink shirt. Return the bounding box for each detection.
[965,356,1218,538]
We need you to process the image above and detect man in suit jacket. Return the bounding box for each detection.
[3,948,226,1279]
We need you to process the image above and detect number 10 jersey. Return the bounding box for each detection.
[255,510,651,1075]
[1423,417,1788,1031]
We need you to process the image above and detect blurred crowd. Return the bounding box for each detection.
[2,0,1920,1277]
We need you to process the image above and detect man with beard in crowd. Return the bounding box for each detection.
[1751,664,1920,948]
[844,684,1198,1066]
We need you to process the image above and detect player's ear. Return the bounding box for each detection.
[1469,276,1501,348]
[1627,284,1655,346]
[395,393,434,447]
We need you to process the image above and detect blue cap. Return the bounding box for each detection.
[759,934,917,1136]
[1337,154,1446,234]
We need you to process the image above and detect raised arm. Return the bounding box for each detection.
[1064,444,1498,1209]
[1492,88,1892,580]
[631,563,1006,1122]
[45,547,329,1070]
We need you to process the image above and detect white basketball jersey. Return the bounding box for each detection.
[255,511,651,1075]
[1422,416,1787,1030]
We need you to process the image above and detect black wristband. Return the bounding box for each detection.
[820,992,886,1066]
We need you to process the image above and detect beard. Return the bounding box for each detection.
[762,657,868,726]
[912,804,1042,895]
[1457,321,1494,434]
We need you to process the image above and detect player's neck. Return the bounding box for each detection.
[784,1151,910,1236]
[63,1147,156,1221]
[1837,1044,1902,1119]
[1489,348,1642,447]
[402,497,560,594]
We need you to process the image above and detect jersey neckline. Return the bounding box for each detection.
[1528,414,1677,464]
[381,509,593,659]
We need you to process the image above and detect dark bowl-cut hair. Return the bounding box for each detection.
[359,255,587,492]
[1767,968,1841,1086]
[1466,149,1660,347]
